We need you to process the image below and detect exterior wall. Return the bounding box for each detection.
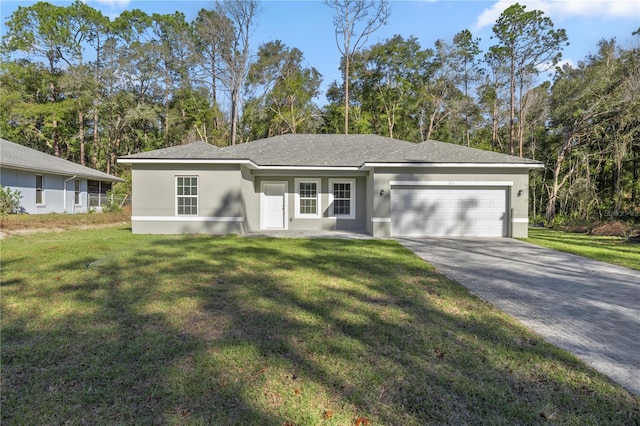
[128,163,533,237]
[240,166,260,232]
[130,165,368,235]
[1,167,89,214]
[365,172,374,235]
[371,167,532,238]
[253,172,368,232]
[130,163,245,234]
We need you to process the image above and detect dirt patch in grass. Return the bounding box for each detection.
[590,220,634,236]
[559,220,640,242]
[0,207,131,239]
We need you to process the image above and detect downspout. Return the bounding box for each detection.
[64,175,77,213]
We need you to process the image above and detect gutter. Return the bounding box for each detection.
[63,175,76,213]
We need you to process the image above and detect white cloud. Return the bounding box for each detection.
[89,0,131,8]
[474,0,640,30]
[536,58,575,76]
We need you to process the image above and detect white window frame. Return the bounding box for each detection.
[176,176,198,216]
[294,178,321,219]
[74,180,81,206]
[35,175,44,205]
[328,178,355,219]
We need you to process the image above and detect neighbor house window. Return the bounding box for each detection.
[35,175,44,204]
[88,180,111,208]
[329,178,355,219]
[176,176,198,215]
[294,178,321,218]
[74,180,80,205]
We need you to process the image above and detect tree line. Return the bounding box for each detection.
[1,1,638,222]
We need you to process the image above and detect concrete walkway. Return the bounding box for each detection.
[246,230,374,239]
[398,237,640,395]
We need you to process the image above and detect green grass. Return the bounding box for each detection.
[2,226,639,425]
[525,228,640,271]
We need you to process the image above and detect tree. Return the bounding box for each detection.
[543,38,640,222]
[244,40,322,138]
[150,12,195,146]
[213,0,261,145]
[418,38,467,142]
[1,1,75,157]
[325,0,390,134]
[490,3,568,156]
[353,35,429,140]
[192,8,234,138]
[479,46,510,152]
[451,30,483,146]
[63,1,109,165]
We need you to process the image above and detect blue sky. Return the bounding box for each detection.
[2,0,639,101]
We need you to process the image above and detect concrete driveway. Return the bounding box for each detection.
[398,237,640,395]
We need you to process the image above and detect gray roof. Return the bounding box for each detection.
[220,134,416,166]
[1,138,125,182]
[119,134,542,167]
[119,140,222,160]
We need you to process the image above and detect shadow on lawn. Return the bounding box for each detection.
[2,233,638,424]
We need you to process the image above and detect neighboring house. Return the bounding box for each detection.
[118,134,543,238]
[1,138,125,214]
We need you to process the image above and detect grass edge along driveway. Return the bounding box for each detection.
[525,227,640,271]
[2,227,639,425]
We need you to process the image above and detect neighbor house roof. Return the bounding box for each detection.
[118,134,543,168]
[1,138,126,182]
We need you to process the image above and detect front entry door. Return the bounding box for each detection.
[262,183,286,229]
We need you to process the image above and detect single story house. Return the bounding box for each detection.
[1,138,125,214]
[118,134,543,238]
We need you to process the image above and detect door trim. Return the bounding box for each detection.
[260,181,288,230]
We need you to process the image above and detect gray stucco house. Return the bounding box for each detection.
[118,134,543,238]
[1,138,125,214]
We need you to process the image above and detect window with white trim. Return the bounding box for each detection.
[329,178,355,219]
[74,180,80,205]
[294,178,321,218]
[35,175,44,204]
[176,176,198,215]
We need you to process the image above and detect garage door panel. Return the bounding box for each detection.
[391,187,507,237]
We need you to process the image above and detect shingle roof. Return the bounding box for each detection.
[118,134,542,167]
[1,138,126,182]
[119,141,222,160]
[220,134,416,166]
[387,139,542,164]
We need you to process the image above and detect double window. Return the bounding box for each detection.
[293,178,356,219]
[176,176,198,215]
[329,179,355,219]
[294,178,321,218]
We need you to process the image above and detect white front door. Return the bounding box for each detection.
[262,183,286,229]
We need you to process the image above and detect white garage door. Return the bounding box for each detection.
[391,188,508,237]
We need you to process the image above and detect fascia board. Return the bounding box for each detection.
[1,164,125,182]
[117,158,360,171]
[361,162,544,170]
[117,158,258,168]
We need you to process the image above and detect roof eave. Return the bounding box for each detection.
[361,162,544,170]
[116,157,363,171]
[117,158,259,168]
[1,164,126,182]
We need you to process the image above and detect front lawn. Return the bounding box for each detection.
[2,227,638,424]
[525,227,640,271]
